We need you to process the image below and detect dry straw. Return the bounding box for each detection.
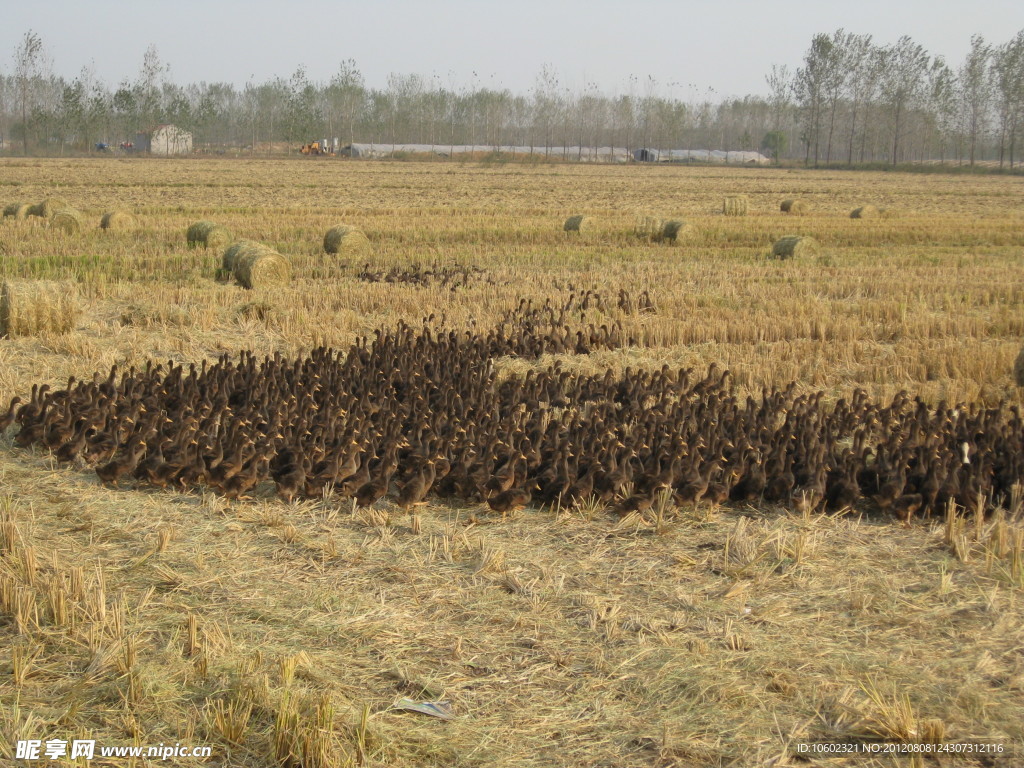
[120,303,191,328]
[1,280,80,337]
[27,197,70,218]
[323,225,372,256]
[633,216,666,241]
[780,199,808,214]
[3,203,32,220]
[771,235,819,259]
[723,195,748,216]
[100,211,137,230]
[187,221,232,249]
[564,215,593,233]
[661,219,692,244]
[232,244,290,290]
[851,205,880,219]
[49,208,85,235]
[237,301,280,323]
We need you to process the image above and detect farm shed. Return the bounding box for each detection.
[633,148,771,165]
[341,143,631,162]
[339,143,766,164]
[134,125,192,156]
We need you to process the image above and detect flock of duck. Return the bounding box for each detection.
[356,261,490,291]
[4,293,1022,523]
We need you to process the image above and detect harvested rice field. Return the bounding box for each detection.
[1,157,1023,767]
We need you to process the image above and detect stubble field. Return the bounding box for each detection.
[0,158,1023,767]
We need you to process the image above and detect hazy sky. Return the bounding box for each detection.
[3,0,1024,99]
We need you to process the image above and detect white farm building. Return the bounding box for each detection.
[633,148,771,165]
[135,125,192,156]
[342,144,631,162]
[340,143,769,165]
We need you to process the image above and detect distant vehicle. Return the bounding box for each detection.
[300,139,335,156]
[95,142,111,153]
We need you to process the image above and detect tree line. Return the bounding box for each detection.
[2,28,1022,167]
[789,30,1024,167]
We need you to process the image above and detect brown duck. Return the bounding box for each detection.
[396,458,437,511]
[355,445,400,508]
[0,396,23,433]
[487,480,539,518]
[96,439,148,487]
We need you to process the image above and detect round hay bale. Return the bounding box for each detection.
[1015,348,1024,387]
[723,195,748,216]
[324,225,372,256]
[27,197,70,218]
[564,215,593,233]
[661,220,692,244]
[100,210,137,230]
[771,235,819,259]
[186,220,232,249]
[850,205,880,219]
[3,203,32,220]
[780,199,808,214]
[633,216,666,241]
[222,240,263,276]
[233,245,290,290]
[49,208,85,235]
[0,279,80,337]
